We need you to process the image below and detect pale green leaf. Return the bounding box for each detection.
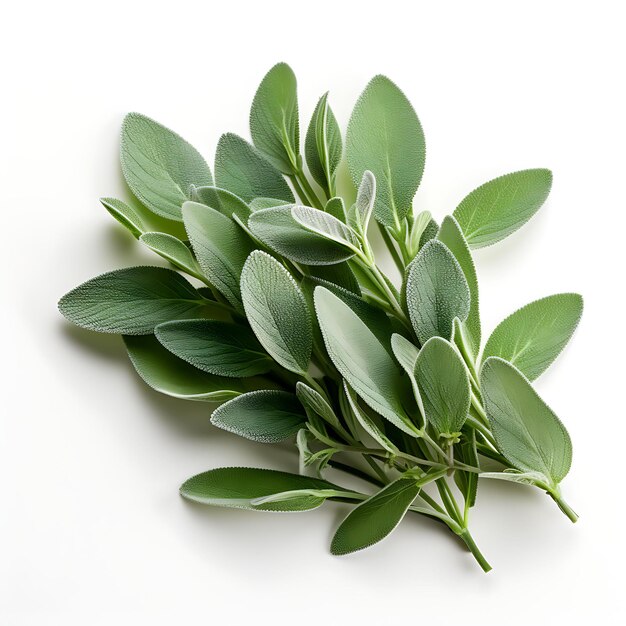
[482,293,583,381]
[453,169,552,248]
[481,357,572,485]
[120,113,212,220]
[139,232,202,279]
[101,197,146,238]
[296,382,347,436]
[354,170,376,235]
[346,75,425,227]
[291,205,361,252]
[190,185,252,222]
[241,250,312,374]
[324,196,347,222]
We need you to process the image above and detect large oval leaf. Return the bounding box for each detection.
[437,216,481,355]
[120,113,213,220]
[453,169,552,248]
[405,240,470,344]
[181,467,359,512]
[241,251,312,374]
[305,92,342,196]
[124,334,252,402]
[314,286,417,435]
[249,205,357,265]
[182,201,254,311]
[481,357,572,486]
[211,390,306,443]
[215,133,294,204]
[250,63,299,175]
[155,319,273,377]
[414,337,470,436]
[481,293,583,381]
[346,75,425,228]
[58,267,215,335]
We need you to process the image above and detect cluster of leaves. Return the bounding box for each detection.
[59,63,583,571]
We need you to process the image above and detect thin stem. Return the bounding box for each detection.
[548,490,579,523]
[289,175,315,207]
[458,529,492,572]
[379,225,405,273]
[327,460,385,488]
[295,169,325,209]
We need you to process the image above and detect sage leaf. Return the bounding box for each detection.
[250,63,299,175]
[241,250,312,374]
[353,170,376,236]
[437,216,481,355]
[305,92,342,196]
[291,206,361,252]
[331,470,443,555]
[414,337,470,437]
[58,266,214,335]
[296,382,348,437]
[249,197,286,211]
[211,390,306,443]
[120,113,213,220]
[405,240,471,344]
[482,293,583,380]
[249,205,357,265]
[124,334,250,402]
[182,201,254,311]
[390,333,423,413]
[155,319,273,377]
[303,263,361,295]
[481,357,572,486]
[139,233,202,279]
[314,286,417,436]
[101,197,146,238]
[191,185,252,222]
[454,427,479,508]
[346,76,425,228]
[453,169,553,248]
[181,467,358,511]
[215,133,294,204]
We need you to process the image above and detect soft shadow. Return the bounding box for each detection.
[60,321,128,362]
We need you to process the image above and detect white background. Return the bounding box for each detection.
[2,1,625,623]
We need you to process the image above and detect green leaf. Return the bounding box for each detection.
[353,170,376,236]
[453,169,553,248]
[241,250,312,374]
[120,113,213,220]
[454,427,479,508]
[155,319,273,377]
[296,382,347,436]
[390,333,423,414]
[414,337,470,437]
[190,185,252,222]
[181,467,358,511]
[405,240,470,344]
[481,293,583,381]
[346,75,425,228]
[481,357,572,486]
[292,206,361,252]
[215,133,294,204]
[324,196,347,222]
[305,92,342,196]
[249,197,287,211]
[58,266,215,335]
[211,390,306,443]
[314,286,417,436]
[249,205,357,265]
[124,334,251,402]
[250,63,299,175]
[437,216,481,355]
[419,217,439,248]
[182,201,254,311]
[139,233,202,279]
[331,470,442,555]
[101,197,146,238]
[303,263,361,295]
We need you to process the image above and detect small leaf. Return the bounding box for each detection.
[481,357,572,486]
[346,75,425,228]
[453,169,553,248]
[414,337,470,437]
[353,170,376,235]
[241,250,312,374]
[181,467,357,511]
[292,206,361,252]
[124,334,252,402]
[454,427,479,508]
[437,216,481,355]
[405,240,470,344]
[211,390,306,443]
[101,197,146,238]
[215,133,294,204]
[482,293,583,381]
[314,287,417,436]
[324,197,347,222]
[182,201,254,311]
[249,205,357,265]
[191,185,252,222]
[390,333,423,413]
[305,92,342,195]
[331,470,442,555]
[120,113,213,220]
[139,232,202,279]
[296,382,347,436]
[155,319,273,377]
[58,267,215,335]
[250,63,299,174]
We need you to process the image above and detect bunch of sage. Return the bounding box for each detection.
[59,63,583,571]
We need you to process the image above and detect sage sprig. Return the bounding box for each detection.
[59,63,583,572]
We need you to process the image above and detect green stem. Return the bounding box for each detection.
[295,169,325,209]
[458,529,492,572]
[289,175,316,207]
[548,490,579,523]
[379,225,405,273]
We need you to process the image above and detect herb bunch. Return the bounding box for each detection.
[59,63,583,571]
